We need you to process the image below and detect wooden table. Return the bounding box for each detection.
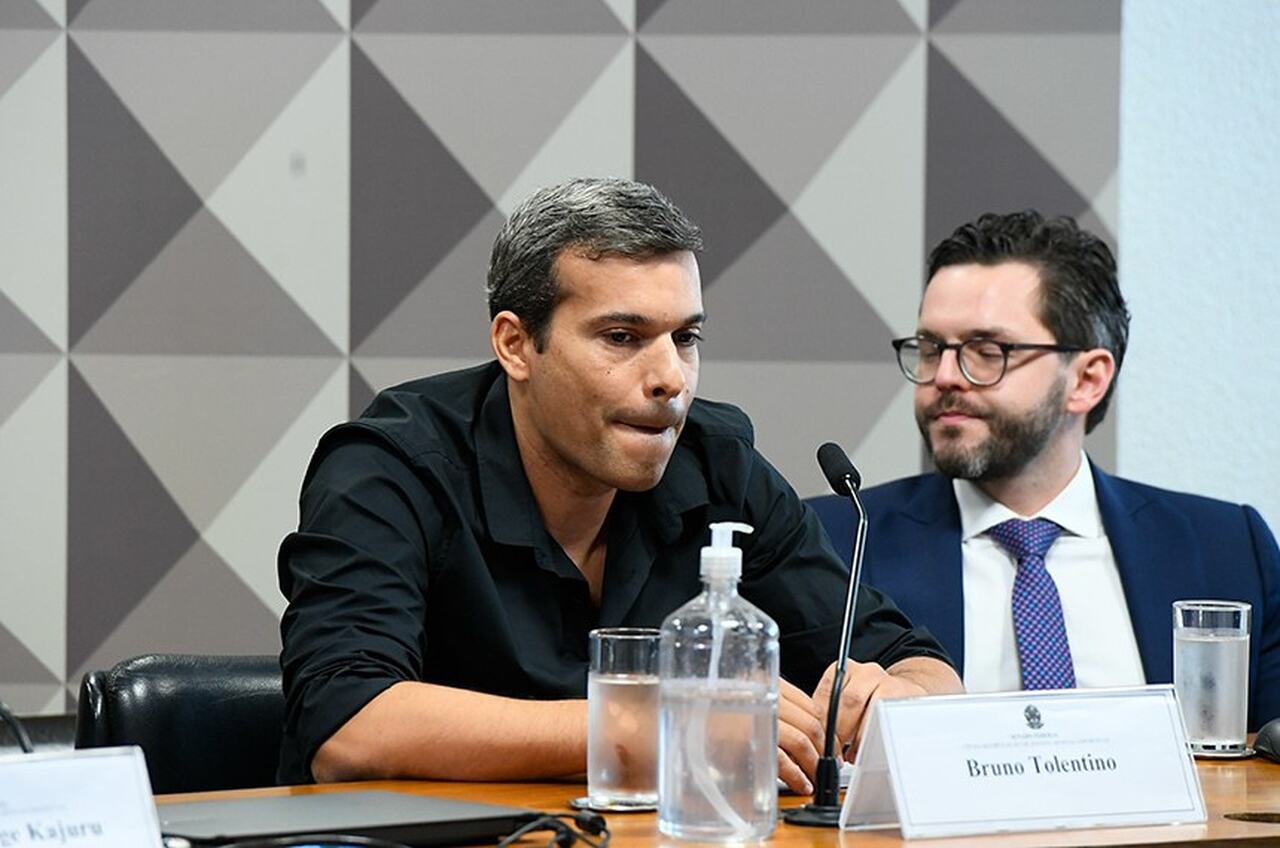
[159,755,1280,846]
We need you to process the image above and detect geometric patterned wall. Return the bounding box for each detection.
[0,0,1119,714]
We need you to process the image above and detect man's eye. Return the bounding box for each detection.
[605,331,636,345]
[675,330,703,347]
[971,341,1005,361]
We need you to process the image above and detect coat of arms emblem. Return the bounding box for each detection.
[1024,704,1043,729]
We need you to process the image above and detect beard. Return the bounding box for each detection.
[918,375,1068,482]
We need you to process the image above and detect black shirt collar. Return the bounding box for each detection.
[475,375,542,548]
[645,438,710,543]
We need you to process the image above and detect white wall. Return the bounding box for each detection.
[1118,0,1280,531]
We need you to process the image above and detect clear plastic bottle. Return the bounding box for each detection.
[657,522,779,841]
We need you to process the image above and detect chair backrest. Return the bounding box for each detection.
[75,653,284,794]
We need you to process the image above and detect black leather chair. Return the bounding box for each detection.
[75,653,284,793]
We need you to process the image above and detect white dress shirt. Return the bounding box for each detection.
[956,453,1146,692]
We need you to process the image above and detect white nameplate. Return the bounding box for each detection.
[0,746,163,847]
[840,685,1205,839]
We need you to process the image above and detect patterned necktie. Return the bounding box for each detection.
[987,518,1075,690]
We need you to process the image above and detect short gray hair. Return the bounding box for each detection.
[486,177,703,349]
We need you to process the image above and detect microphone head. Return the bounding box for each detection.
[817,442,862,494]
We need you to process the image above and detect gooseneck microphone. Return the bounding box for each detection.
[783,442,868,827]
[0,698,34,754]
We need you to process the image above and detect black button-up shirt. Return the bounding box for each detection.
[277,362,950,783]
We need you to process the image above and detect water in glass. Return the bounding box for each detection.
[1174,630,1249,751]
[587,672,659,806]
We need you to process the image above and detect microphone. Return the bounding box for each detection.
[817,441,861,495]
[783,442,868,827]
[0,698,34,754]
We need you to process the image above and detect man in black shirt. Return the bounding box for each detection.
[278,178,961,790]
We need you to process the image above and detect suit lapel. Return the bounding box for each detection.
[1093,465,1207,684]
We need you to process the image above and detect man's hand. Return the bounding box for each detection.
[776,677,824,795]
[813,656,962,759]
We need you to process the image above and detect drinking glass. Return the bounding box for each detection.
[1173,600,1251,755]
[587,627,661,809]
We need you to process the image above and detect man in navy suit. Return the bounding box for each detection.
[842,210,1278,730]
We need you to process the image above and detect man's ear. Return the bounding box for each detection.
[1065,348,1116,418]
[491,310,535,382]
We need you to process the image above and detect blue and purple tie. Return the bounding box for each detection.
[988,518,1076,690]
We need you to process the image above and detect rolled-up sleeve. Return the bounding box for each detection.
[277,435,436,783]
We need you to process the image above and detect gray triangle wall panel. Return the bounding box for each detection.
[67,0,93,25]
[0,354,59,428]
[70,0,341,32]
[0,622,57,684]
[349,363,376,420]
[351,0,378,28]
[349,42,493,349]
[642,34,916,203]
[928,0,966,28]
[355,0,626,33]
[76,541,281,676]
[636,0,668,30]
[357,207,503,359]
[634,45,786,288]
[0,29,58,101]
[67,365,199,673]
[641,0,916,34]
[925,45,1093,254]
[0,291,57,353]
[702,213,897,362]
[932,0,1119,33]
[75,209,340,356]
[67,38,202,347]
[0,0,56,29]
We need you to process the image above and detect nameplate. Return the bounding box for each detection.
[840,686,1205,839]
[0,746,163,847]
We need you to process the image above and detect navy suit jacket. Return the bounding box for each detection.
[808,464,1280,730]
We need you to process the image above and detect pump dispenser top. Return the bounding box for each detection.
[700,522,752,581]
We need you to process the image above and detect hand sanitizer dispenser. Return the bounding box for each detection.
[657,522,780,841]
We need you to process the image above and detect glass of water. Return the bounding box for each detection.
[587,628,660,809]
[1173,600,1251,756]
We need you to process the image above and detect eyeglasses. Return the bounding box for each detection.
[891,335,1087,387]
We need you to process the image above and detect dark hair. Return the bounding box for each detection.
[486,178,703,350]
[927,210,1129,433]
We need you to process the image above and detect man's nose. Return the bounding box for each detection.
[932,347,969,391]
[645,337,687,399]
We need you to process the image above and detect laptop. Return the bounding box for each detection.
[157,789,539,846]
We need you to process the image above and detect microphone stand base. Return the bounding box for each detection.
[782,803,842,827]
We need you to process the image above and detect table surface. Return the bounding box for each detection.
[158,755,1280,847]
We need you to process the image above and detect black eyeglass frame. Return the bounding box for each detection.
[891,335,1089,387]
